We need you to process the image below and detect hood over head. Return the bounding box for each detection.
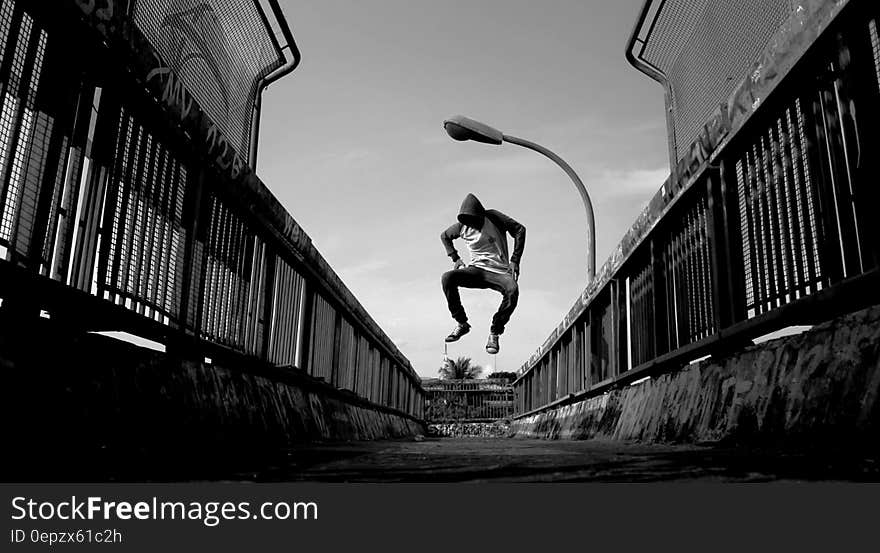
[457,193,486,228]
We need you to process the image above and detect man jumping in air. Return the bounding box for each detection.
[440,193,526,354]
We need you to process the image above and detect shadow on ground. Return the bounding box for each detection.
[6,437,878,482]
[243,437,880,483]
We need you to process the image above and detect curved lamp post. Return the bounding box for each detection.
[443,115,596,282]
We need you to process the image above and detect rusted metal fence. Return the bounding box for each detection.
[515,0,880,417]
[0,0,424,419]
[423,379,514,422]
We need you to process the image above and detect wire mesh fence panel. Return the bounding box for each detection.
[369,346,381,404]
[590,295,614,384]
[390,366,398,409]
[95,108,187,322]
[0,4,50,261]
[636,0,796,161]
[355,336,370,398]
[661,196,715,347]
[266,256,304,365]
[629,261,656,367]
[380,356,389,406]
[0,13,48,262]
[197,192,259,349]
[240,235,267,356]
[734,97,825,317]
[335,316,357,391]
[130,0,283,159]
[559,333,571,398]
[308,292,336,381]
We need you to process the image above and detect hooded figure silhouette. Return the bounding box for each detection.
[440,193,526,354]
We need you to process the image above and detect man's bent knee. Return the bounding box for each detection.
[441,270,456,288]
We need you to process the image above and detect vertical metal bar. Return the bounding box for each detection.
[294,280,314,372]
[608,283,618,379]
[718,159,747,324]
[28,112,66,272]
[616,277,628,373]
[772,120,796,303]
[847,17,880,269]
[705,168,728,332]
[810,86,845,284]
[260,248,276,360]
[746,147,767,313]
[176,166,205,338]
[330,309,342,387]
[776,116,806,298]
[650,237,668,356]
[760,134,785,307]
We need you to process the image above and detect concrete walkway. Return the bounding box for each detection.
[244,438,880,482]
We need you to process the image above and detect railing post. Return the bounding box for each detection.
[611,278,628,376]
[831,19,880,271]
[650,237,669,356]
[330,309,342,386]
[259,248,276,361]
[171,166,206,355]
[705,167,735,331]
[718,160,748,324]
[805,77,845,285]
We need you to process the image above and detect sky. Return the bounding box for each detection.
[257,0,670,378]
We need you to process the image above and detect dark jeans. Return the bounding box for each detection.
[441,266,519,335]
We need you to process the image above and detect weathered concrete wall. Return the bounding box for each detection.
[1,319,424,478]
[510,304,880,449]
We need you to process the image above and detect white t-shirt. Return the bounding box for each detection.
[460,218,510,274]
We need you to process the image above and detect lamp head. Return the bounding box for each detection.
[443,115,503,145]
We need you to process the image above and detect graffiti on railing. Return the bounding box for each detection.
[74,0,120,35]
[146,63,195,121]
[206,123,247,181]
[671,105,730,194]
[142,53,249,185]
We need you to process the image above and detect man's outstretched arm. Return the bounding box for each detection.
[441,223,465,268]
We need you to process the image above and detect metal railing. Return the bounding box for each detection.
[0,0,424,420]
[514,0,880,417]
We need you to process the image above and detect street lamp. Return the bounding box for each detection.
[443,115,596,282]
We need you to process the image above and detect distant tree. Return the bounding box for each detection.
[487,371,517,382]
[439,356,483,380]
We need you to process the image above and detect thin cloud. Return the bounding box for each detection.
[338,259,391,279]
[591,167,668,197]
[442,153,554,177]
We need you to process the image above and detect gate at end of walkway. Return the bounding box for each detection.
[424,379,514,423]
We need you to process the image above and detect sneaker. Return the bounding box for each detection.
[445,323,470,342]
[486,333,499,354]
